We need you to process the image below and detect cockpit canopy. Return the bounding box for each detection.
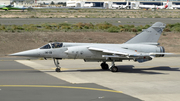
[40,42,63,49]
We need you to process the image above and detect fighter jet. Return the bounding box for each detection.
[10,22,171,72]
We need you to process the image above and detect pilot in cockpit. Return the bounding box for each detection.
[51,42,63,48]
[40,42,63,49]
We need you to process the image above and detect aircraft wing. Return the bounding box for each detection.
[88,46,170,58]
[89,46,142,58]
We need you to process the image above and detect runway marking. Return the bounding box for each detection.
[0,85,122,93]
[52,68,69,71]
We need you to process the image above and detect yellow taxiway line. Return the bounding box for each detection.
[0,85,122,93]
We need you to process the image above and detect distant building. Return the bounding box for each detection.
[1,0,180,5]
[1,0,178,5]
[0,0,29,5]
[0,0,11,4]
[35,0,180,2]
[0,0,180,9]
[36,0,67,4]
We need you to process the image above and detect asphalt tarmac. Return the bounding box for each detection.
[1,57,180,101]
[0,60,141,101]
[0,18,180,26]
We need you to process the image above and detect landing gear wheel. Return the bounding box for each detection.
[111,66,118,72]
[55,68,61,72]
[101,62,109,70]
[53,58,61,72]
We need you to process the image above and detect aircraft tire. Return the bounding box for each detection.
[101,63,109,70]
[111,66,118,72]
[55,68,61,72]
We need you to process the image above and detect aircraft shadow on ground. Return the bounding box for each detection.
[116,65,180,74]
[63,65,180,75]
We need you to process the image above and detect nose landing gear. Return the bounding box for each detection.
[53,58,61,72]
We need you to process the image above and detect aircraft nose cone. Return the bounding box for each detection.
[9,49,40,57]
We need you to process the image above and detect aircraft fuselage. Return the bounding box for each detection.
[12,42,164,62]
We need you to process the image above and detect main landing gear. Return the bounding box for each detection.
[53,58,61,72]
[101,62,109,70]
[100,60,118,72]
[110,60,118,72]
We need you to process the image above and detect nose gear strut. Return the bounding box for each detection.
[53,58,61,72]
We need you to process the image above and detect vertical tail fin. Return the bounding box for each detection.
[125,22,166,44]
[126,1,129,6]
[165,0,169,8]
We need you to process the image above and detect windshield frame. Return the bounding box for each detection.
[40,43,51,49]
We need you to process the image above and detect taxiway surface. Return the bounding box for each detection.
[0,57,180,101]
[0,18,180,26]
[0,59,141,101]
